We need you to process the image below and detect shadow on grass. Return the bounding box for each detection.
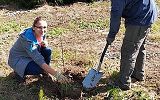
[0,72,40,100]
[81,71,120,99]
[81,77,110,98]
[0,72,83,99]
[0,71,120,100]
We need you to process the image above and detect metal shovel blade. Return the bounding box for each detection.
[82,43,109,89]
[82,68,103,89]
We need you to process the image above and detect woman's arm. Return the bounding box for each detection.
[41,63,57,75]
[41,63,69,82]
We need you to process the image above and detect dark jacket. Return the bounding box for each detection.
[108,0,158,38]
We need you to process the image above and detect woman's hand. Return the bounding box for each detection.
[41,63,70,83]
[54,71,70,83]
[41,40,48,47]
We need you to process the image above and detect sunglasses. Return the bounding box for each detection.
[35,26,47,29]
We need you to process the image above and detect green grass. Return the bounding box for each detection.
[48,27,67,36]
[69,18,109,30]
[59,83,75,96]
[52,49,75,64]
[131,88,151,100]
[105,86,151,100]
[0,21,21,34]
[149,19,160,42]
[38,86,44,100]
[107,87,125,100]
[52,48,96,68]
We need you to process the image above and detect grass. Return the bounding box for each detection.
[0,21,21,34]
[51,48,76,66]
[131,88,151,100]
[105,86,152,100]
[149,19,160,42]
[52,48,96,69]
[107,87,125,100]
[59,82,77,96]
[69,18,109,30]
[0,76,39,100]
[48,27,67,36]
[38,86,44,100]
[0,1,160,100]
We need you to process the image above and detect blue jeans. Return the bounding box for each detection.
[24,47,51,75]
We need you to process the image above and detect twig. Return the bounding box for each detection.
[60,35,64,67]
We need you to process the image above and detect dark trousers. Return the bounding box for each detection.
[24,47,51,75]
[119,25,150,86]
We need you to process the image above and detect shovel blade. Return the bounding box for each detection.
[82,68,103,89]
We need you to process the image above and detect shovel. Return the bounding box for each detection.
[82,43,109,89]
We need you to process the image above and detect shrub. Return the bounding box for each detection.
[15,0,46,9]
[0,0,46,9]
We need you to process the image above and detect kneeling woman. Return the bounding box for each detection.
[8,16,68,82]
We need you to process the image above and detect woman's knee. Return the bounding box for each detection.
[25,61,44,75]
[46,47,52,55]
[41,47,52,56]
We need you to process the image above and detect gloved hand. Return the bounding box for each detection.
[41,40,48,47]
[55,71,70,83]
[106,36,115,45]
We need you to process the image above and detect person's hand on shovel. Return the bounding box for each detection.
[106,35,115,45]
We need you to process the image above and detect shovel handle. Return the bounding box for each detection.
[97,43,109,71]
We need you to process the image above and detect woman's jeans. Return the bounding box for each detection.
[24,47,51,75]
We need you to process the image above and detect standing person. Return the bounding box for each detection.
[106,0,158,90]
[8,16,68,82]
